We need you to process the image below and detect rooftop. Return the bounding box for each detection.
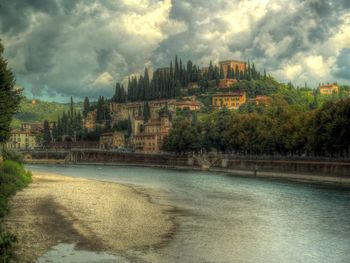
[219,59,246,64]
[320,84,338,88]
[213,91,246,97]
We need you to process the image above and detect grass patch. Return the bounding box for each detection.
[0,160,32,262]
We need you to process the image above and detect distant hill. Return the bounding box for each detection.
[12,98,83,127]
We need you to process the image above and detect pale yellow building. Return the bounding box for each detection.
[6,130,38,150]
[212,91,247,110]
[319,84,339,95]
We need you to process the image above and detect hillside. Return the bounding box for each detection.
[12,98,83,127]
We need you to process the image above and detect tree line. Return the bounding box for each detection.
[43,97,84,144]
[111,56,265,103]
[163,97,350,158]
[43,96,113,144]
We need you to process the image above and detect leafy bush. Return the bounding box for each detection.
[2,149,23,164]
[0,161,31,262]
[0,230,17,262]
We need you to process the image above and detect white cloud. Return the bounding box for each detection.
[1,0,350,99]
[92,72,114,87]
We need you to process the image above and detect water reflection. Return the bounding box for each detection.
[29,164,350,263]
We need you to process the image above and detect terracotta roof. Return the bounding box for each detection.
[213,91,245,97]
[219,59,246,64]
[320,84,337,88]
[172,100,201,106]
[255,95,269,100]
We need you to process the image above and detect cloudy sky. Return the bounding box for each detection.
[1,0,349,101]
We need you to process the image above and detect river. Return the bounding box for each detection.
[27,164,350,263]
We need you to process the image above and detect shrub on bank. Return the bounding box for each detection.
[0,160,32,262]
[1,149,23,164]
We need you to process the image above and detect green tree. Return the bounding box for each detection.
[83,96,90,118]
[163,118,203,154]
[52,122,58,142]
[0,40,22,144]
[43,120,51,145]
[219,65,225,79]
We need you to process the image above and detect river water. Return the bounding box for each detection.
[27,164,350,263]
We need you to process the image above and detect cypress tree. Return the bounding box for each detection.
[144,68,150,100]
[170,61,173,79]
[52,122,58,142]
[187,60,193,81]
[43,120,51,145]
[70,96,74,119]
[252,63,257,80]
[247,60,251,80]
[127,77,131,101]
[0,40,21,144]
[235,65,240,80]
[208,60,214,80]
[121,84,126,102]
[83,96,90,117]
[227,65,232,78]
[175,55,179,80]
[179,59,183,82]
[220,65,225,79]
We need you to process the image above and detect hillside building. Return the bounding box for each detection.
[219,60,246,79]
[110,99,201,126]
[99,132,125,149]
[84,110,97,131]
[132,114,172,153]
[212,91,247,110]
[319,84,339,95]
[255,95,271,105]
[170,100,202,111]
[20,122,43,133]
[6,130,38,150]
[216,60,246,88]
[218,78,237,88]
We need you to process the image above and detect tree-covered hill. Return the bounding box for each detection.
[12,98,83,127]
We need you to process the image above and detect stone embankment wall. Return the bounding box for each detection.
[210,158,350,178]
[24,150,350,185]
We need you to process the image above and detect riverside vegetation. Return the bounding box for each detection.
[163,97,350,157]
[0,158,32,262]
[0,39,32,262]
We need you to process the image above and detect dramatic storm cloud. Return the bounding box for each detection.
[0,0,349,100]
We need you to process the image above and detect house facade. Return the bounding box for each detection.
[6,130,38,150]
[212,91,247,110]
[99,132,125,149]
[319,84,339,95]
[132,114,172,153]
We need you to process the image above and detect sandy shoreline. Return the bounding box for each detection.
[4,172,175,262]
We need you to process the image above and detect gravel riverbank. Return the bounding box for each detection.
[4,172,175,262]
